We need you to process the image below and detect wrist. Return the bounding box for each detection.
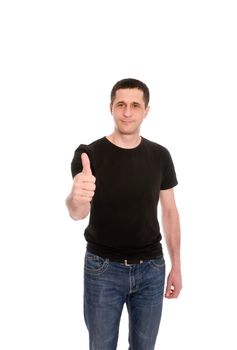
[170,259,181,271]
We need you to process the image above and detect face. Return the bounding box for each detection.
[110,88,150,136]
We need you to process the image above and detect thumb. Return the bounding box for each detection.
[81,153,92,175]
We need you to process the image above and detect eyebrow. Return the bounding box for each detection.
[115,101,141,105]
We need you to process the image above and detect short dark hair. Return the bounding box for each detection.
[110,78,150,107]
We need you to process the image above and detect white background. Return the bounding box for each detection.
[0,0,237,349]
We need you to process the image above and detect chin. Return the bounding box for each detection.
[117,128,139,135]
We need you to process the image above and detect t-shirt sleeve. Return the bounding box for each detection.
[71,144,93,178]
[160,148,178,190]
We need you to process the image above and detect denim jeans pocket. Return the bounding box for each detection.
[149,255,166,270]
[84,251,109,275]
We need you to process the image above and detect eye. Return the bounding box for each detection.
[117,102,124,107]
[132,103,140,108]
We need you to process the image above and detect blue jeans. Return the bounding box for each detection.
[84,251,166,350]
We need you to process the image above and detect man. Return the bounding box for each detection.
[66,78,182,350]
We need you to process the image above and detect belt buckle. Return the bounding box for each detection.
[124,259,143,266]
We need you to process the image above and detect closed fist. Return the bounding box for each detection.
[71,153,96,205]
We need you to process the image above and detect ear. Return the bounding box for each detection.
[110,102,113,114]
[144,105,150,118]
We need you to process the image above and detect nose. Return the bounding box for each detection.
[123,105,132,118]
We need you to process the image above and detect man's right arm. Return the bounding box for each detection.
[66,153,96,220]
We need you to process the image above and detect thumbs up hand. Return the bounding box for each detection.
[71,153,96,205]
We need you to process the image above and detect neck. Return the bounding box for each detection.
[106,131,142,149]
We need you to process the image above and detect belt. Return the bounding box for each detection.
[109,258,144,266]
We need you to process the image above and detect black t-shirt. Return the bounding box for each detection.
[71,136,178,260]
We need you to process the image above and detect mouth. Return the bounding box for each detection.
[120,120,134,124]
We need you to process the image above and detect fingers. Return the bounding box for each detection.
[71,183,95,204]
[74,172,96,184]
[165,271,182,299]
[73,175,95,200]
[77,183,96,198]
[81,153,92,175]
[165,276,175,298]
[165,285,181,299]
[165,284,176,299]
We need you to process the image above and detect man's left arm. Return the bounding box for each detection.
[160,188,182,299]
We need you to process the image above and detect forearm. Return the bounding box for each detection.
[160,189,182,298]
[66,194,91,220]
[162,208,181,270]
